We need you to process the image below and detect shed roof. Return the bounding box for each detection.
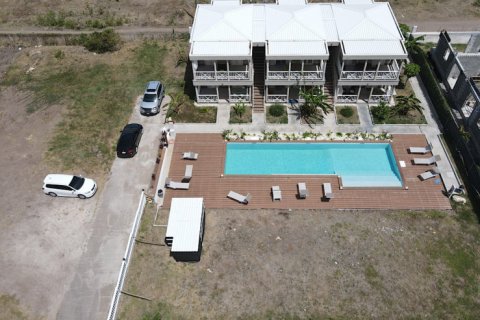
[166,198,204,253]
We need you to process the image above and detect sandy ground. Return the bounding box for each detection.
[0,64,99,318]
[118,207,480,319]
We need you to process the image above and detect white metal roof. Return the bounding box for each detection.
[342,0,373,4]
[342,40,407,59]
[267,41,328,59]
[190,41,251,59]
[211,0,240,5]
[190,1,404,58]
[166,198,204,253]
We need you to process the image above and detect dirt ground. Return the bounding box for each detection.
[0,0,478,31]
[0,47,99,319]
[118,206,480,319]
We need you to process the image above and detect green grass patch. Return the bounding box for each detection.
[336,106,360,124]
[168,104,217,123]
[266,104,288,124]
[229,105,252,124]
[0,295,28,320]
[2,41,169,174]
[364,264,382,289]
[371,106,426,125]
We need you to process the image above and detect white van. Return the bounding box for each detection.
[42,174,97,199]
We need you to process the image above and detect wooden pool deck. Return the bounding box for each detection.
[161,134,451,210]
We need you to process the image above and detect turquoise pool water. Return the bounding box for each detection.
[224,143,402,187]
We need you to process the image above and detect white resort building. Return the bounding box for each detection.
[188,0,407,111]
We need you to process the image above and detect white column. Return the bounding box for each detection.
[362,60,367,80]
[195,86,200,102]
[287,86,290,100]
[340,61,345,79]
[288,60,291,79]
[216,86,219,102]
[227,61,230,80]
[214,61,217,80]
[375,61,381,80]
[368,86,374,103]
[228,86,231,101]
[356,86,361,102]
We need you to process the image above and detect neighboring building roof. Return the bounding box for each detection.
[190,1,405,58]
[166,198,204,253]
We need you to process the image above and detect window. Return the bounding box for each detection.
[443,48,451,61]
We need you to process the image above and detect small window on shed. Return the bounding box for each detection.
[443,48,451,61]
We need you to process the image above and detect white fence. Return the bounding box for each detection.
[106,191,147,320]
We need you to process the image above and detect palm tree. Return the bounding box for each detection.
[292,87,333,126]
[163,92,188,118]
[405,34,425,54]
[394,94,422,116]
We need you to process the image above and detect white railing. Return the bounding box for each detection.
[267,71,323,80]
[369,95,391,103]
[340,70,399,81]
[267,94,288,103]
[194,71,249,81]
[229,94,250,102]
[337,95,358,103]
[107,192,147,320]
[198,95,218,103]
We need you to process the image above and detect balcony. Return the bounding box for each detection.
[266,94,288,103]
[338,60,400,82]
[193,62,250,81]
[336,95,358,103]
[197,95,218,103]
[267,62,324,81]
[229,94,250,103]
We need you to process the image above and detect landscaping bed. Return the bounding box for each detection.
[229,103,252,124]
[266,104,288,124]
[335,105,360,124]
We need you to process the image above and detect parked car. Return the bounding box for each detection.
[116,123,143,158]
[140,81,164,115]
[42,174,97,199]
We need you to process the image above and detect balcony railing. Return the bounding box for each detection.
[266,94,288,103]
[197,95,218,103]
[267,71,324,80]
[340,70,400,81]
[369,95,392,103]
[336,95,358,103]
[194,71,249,81]
[229,94,250,102]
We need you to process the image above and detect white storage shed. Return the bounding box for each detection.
[165,198,205,262]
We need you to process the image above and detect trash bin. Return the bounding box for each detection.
[157,189,163,197]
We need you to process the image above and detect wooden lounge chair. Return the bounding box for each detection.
[413,155,441,165]
[409,144,432,154]
[323,183,333,200]
[419,167,440,181]
[227,191,251,204]
[298,182,308,199]
[182,152,198,160]
[272,186,282,201]
[165,178,190,190]
[183,164,193,182]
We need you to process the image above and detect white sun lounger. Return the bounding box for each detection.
[165,178,190,190]
[183,164,193,182]
[298,182,308,199]
[409,144,432,154]
[413,154,441,165]
[182,152,198,160]
[227,191,251,204]
[419,167,440,181]
[272,186,282,201]
[323,183,333,200]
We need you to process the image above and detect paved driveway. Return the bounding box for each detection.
[56,98,166,320]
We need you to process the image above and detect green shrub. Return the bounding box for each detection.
[404,63,421,78]
[78,29,121,53]
[233,102,246,117]
[269,103,285,117]
[54,50,65,60]
[37,10,66,27]
[339,106,354,118]
[371,102,391,122]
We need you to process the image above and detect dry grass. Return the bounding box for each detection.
[118,207,480,320]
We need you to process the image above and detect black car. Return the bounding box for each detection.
[116,123,143,158]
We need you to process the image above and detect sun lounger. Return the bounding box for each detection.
[165,178,190,190]
[323,183,333,200]
[272,186,282,201]
[447,185,465,199]
[419,167,440,181]
[182,152,198,160]
[298,182,308,199]
[413,154,441,165]
[183,164,193,182]
[409,144,432,154]
[227,191,251,204]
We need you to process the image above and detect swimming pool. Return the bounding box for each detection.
[224,143,403,187]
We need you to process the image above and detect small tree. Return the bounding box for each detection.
[394,94,422,116]
[399,23,411,39]
[232,102,246,117]
[371,101,391,122]
[404,63,421,79]
[79,29,121,53]
[405,34,425,54]
[164,92,188,118]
